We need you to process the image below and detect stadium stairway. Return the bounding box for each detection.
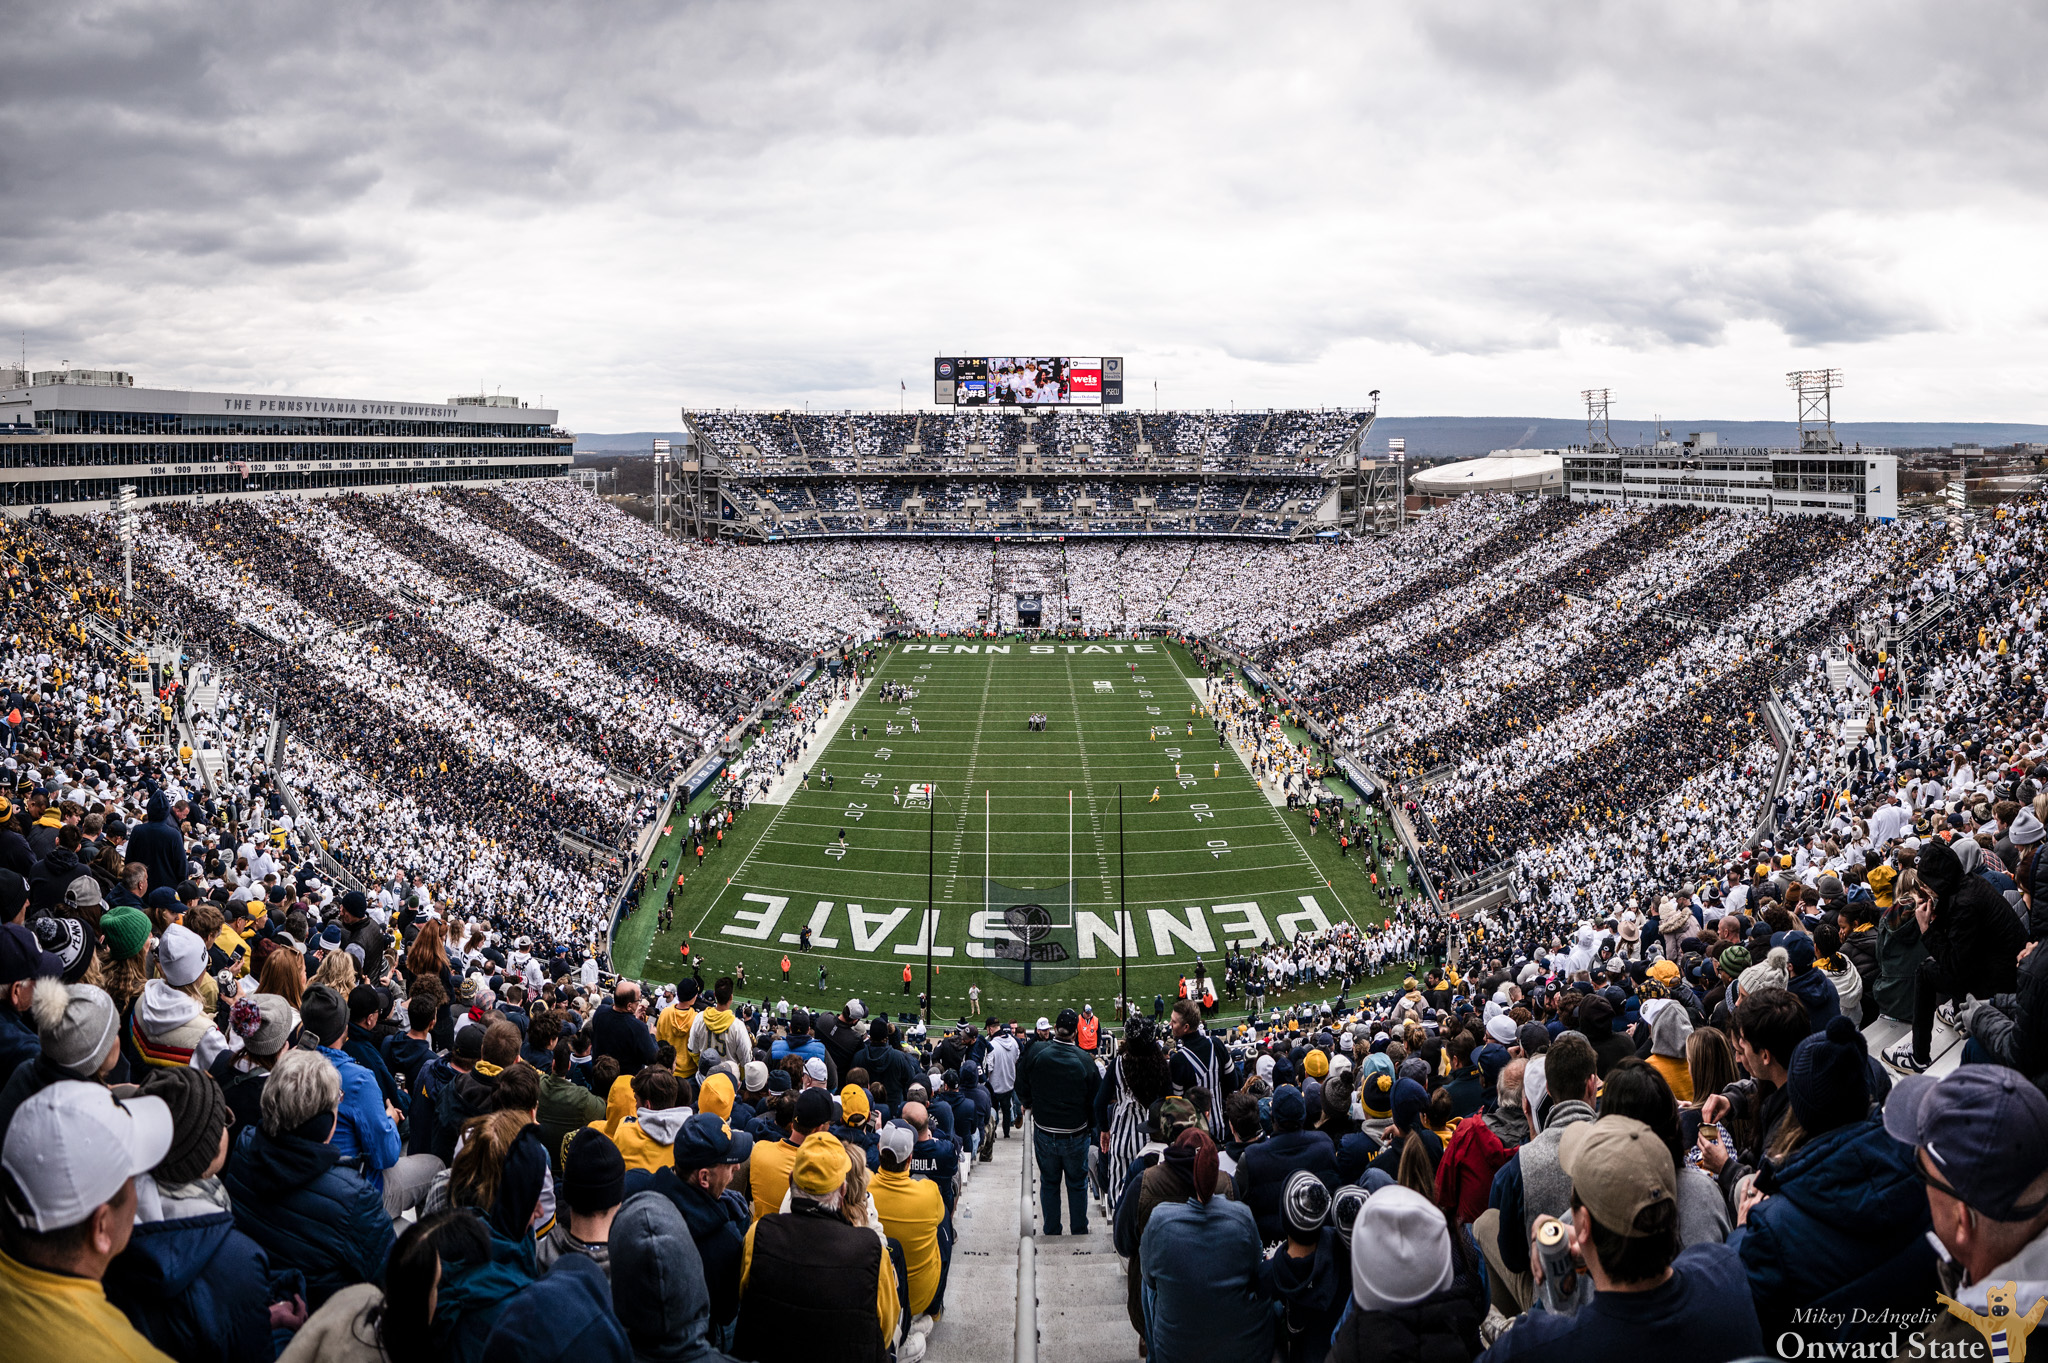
[928,1127,1133,1363]
[760,681,863,805]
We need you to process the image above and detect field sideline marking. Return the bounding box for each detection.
[1167,647,1361,927]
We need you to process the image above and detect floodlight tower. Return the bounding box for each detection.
[1787,369,1844,453]
[1581,388,1613,450]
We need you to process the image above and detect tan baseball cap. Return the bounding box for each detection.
[1557,1115,1676,1235]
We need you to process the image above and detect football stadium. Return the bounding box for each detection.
[4,364,2045,1362]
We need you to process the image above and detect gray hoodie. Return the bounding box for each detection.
[610,1191,737,1363]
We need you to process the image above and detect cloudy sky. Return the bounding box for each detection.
[6,1,2045,429]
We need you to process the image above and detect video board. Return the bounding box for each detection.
[934,356,1124,406]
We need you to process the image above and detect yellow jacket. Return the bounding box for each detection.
[869,1168,945,1317]
[657,1004,700,1079]
[0,1249,172,1362]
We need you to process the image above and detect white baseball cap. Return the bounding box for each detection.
[2,1081,172,1232]
[878,1123,916,1163]
[1036,1017,1052,1031]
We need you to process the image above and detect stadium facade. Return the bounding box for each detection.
[667,406,1401,540]
[0,369,573,514]
[1563,431,1898,520]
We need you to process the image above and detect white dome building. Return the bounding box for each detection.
[1409,448,1565,496]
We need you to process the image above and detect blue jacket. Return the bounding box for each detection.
[0,1006,38,1093]
[1734,1116,1935,1339]
[220,1124,395,1309]
[1140,1196,1274,1363]
[433,1227,537,1363]
[629,1165,750,1333]
[1786,967,1843,1033]
[912,1135,960,1221]
[106,1209,290,1363]
[319,1043,402,1185]
[480,1253,627,1363]
[1233,1129,1338,1242]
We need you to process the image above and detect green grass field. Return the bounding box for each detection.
[613,640,1403,1021]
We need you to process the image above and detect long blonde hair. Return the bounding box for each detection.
[450,1109,532,1215]
[840,1142,873,1228]
[312,949,358,993]
[259,948,307,1007]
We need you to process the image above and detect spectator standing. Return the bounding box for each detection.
[1017,1007,1099,1236]
[1139,1129,1273,1363]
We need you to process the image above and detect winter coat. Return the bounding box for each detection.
[0,1006,38,1094]
[1920,837,2026,996]
[537,1073,607,1172]
[1140,1196,1274,1363]
[611,1191,738,1363]
[26,845,90,916]
[1436,1106,1523,1228]
[106,1209,284,1363]
[430,1226,536,1363]
[1785,965,1843,1033]
[1328,1289,1482,1363]
[478,1253,628,1363]
[124,799,190,907]
[588,1001,657,1075]
[1234,1129,1338,1242]
[1736,1116,1936,1339]
[219,1125,396,1309]
[1839,926,1880,1024]
[1261,1230,1348,1363]
[1015,1038,1099,1133]
[628,1166,750,1334]
[1874,911,1925,1023]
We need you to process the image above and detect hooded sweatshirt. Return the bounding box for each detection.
[688,1007,752,1071]
[614,1106,693,1174]
[1642,998,1695,1103]
[610,1191,739,1363]
[132,980,226,1072]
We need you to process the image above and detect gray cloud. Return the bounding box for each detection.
[0,0,2043,422]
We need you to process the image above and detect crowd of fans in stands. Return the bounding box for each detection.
[3,473,2047,1363]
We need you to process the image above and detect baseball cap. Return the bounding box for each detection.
[877,1123,915,1164]
[803,1056,828,1084]
[672,1112,755,1170]
[2,1081,173,1231]
[1557,1115,1676,1235]
[1883,1066,2048,1222]
[1055,1008,1080,1033]
[794,1087,834,1129]
[0,923,61,986]
[790,1131,852,1196]
[1035,1016,1052,1032]
[844,998,866,1021]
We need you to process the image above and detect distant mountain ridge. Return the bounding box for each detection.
[573,417,2048,461]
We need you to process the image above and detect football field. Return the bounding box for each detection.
[617,639,1392,1021]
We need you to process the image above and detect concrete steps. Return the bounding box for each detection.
[928,1127,1138,1363]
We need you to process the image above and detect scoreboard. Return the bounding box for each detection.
[934,356,1124,407]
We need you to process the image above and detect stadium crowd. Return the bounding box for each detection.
[3,473,2047,1363]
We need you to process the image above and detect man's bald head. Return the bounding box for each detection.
[902,1101,929,1134]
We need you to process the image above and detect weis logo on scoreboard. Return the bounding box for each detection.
[933,356,1123,407]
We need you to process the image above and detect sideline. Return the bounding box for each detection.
[759,672,869,805]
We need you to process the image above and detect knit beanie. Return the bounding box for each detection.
[1282,1168,1332,1238]
[30,979,119,1078]
[140,1066,229,1185]
[1390,1077,1429,1134]
[1787,1015,1870,1137]
[98,905,152,963]
[1303,1049,1330,1079]
[1350,1185,1454,1312]
[1359,1070,1396,1120]
[301,984,348,1045]
[562,1128,627,1216]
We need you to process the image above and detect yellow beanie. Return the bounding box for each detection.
[840,1084,871,1122]
[1304,1049,1330,1079]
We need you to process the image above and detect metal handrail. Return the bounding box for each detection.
[1016,1112,1037,1363]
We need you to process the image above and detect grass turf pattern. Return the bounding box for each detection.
[615,639,1397,1020]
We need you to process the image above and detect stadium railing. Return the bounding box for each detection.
[1016,1111,1038,1363]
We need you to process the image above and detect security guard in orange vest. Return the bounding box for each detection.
[1076,1005,1099,1053]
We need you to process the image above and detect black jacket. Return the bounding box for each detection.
[1920,838,2026,996]
[1327,1288,1482,1363]
[734,1203,888,1363]
[589,999,658,1074]
[26,845,87,915]
[1234,1129,1339,1242]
